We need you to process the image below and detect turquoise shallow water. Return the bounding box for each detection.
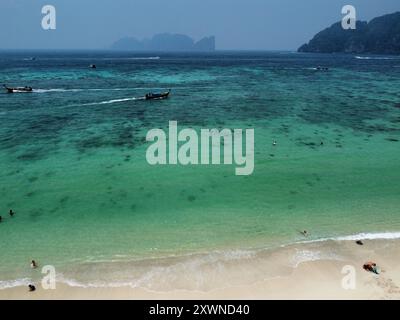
[0,51,400,287]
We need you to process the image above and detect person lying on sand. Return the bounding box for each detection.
[363,261,380,274]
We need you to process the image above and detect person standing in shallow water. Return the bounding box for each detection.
[0,216,2,223]
[31,260,38,269]
[9,209,15,217]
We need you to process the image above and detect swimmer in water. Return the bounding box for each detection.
[31,260,38,269]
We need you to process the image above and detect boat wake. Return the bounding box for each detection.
[355,56,400,60]
[75,96,146,107]
[30,56,161,61]
[119,56,160,60]
[86,56,160,61]
[33,87,168,94]
[34,89,81,93]
[98,97,143,104]
[34,88,140,93]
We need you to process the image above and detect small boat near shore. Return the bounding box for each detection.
[145,89,171,100]
[4,85,33,93]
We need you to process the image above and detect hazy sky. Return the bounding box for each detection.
[0,0,399,50]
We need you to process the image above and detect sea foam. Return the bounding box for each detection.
[299,231,400,244]
[0,278,32,290]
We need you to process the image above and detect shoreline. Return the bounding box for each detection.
[1,238,399,300]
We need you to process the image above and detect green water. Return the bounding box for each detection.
[0,52,399,287]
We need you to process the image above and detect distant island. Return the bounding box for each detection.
[298,12,400,54]
[111,33,215,52]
